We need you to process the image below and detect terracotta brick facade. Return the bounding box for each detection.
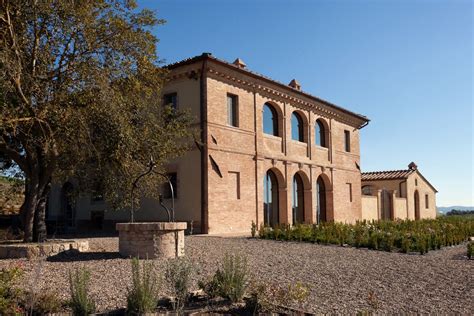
[164,54,370,234]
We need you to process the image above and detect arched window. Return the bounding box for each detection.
[315,119,327,147]
[316,176,327,223]
[292,173,304,224]
[263,103,278,136]
[263,170,279,227]
[291,112,304,142]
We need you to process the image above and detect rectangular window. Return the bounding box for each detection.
[425,194,429,208]
[344,130,351,152]
[347,183,352,202]
[163,172,178,198]
[163,92,178,110]
[228,171,240,199]
[227,94,238,127]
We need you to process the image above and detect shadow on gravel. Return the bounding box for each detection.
[47,250,123,262]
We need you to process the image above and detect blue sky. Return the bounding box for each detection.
[138,0,473,206]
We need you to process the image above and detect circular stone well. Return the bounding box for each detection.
[116,222,187,259]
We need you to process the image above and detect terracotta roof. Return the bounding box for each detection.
[361,169,415,181]
[164,53,370,128]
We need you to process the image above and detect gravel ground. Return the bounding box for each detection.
[0,236,472,314]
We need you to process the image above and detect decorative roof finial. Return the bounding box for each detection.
[408,162,418,170]
[233,58,246,68]
[289,79,301,91]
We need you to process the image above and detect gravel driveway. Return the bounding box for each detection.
[0,236,472,314]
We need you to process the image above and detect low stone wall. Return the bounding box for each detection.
[116,222,187,259]
[0,240,89,259]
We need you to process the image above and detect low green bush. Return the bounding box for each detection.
[250,221,257,238]
[126,257,159,315]
[68,267,95,315]
[256,216,473,255]
[199,253,248,303]
[0,265,24,315]
[165,257,193,312]
[26,291,64,315]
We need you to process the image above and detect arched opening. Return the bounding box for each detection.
[291,112,304,142]
[315,119,328,147]
[60,182,76,231]
[263,103,279,136]
[292,173,304,224]
[414,190,420,220]
[362,185,374,196]
[263,170,279,227]
[316,176,327,223]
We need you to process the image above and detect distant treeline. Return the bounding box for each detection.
[446,209,474,216]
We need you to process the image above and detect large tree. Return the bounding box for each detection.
[0,0,193,242]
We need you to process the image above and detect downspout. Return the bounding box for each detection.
[200,54,209,234]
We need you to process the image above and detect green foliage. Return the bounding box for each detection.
[164,257,193,312]
[126,257,159,315]
[0,0,194,241]
[0,266,24,315]
[199,253,248,303]
[247,281,310,313]
[468,241,474,259]
[68,267,96,315]
[26,291,64,315]
[250,221,257,238]
[257,217,473,255]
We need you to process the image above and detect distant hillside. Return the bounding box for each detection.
[437,206,474,214]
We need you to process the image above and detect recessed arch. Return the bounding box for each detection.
[263,103,280,136]
[291,112,305,142]
[316,176,327,223]
[315,118,329,148]
[263,169,280,227]
[292,173,305,224]
[414,190,420,220]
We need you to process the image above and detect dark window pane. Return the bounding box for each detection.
[291,112,304,142]
[163,93,178,110]
[227,94,238,127]
[315,120,326,147]
[344,130,351,152]
[263,104,278,136]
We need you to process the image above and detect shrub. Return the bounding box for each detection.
[0,265,24,315]
[250,221,257,238]
[68,267,95,315]
[165,257,193,312]
[468,242,474,259]
[256,216,474,255]
[126,257,159,315]
[26,291,64,315]
[247,281,310,313]
[200,253,248,303]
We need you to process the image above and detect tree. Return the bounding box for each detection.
[0,0,193,242]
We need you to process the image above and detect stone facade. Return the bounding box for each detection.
[116,222,186,259]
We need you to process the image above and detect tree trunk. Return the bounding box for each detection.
[22,178,39,242]
[33,181,50,242]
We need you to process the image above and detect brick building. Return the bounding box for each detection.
[361,162,438,221]
[158,53,370,234]
[47,53,376,234]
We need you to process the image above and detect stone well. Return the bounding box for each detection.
[116,222,187,259]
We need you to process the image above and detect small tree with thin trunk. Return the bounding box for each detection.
[0,0,193,242]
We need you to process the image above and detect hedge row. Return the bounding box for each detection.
[258,216,474,254]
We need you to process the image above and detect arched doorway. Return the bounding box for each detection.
[414,190,420,220]
[263,170,279,227]
[316,176,327,223]
[292,173,304,224]
[60,182,76,231]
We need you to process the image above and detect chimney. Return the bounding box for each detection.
[289,79,301,91]
[408,162,418,170]
[233,58,246,69]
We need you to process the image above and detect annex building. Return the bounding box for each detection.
[46,53,437,234]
